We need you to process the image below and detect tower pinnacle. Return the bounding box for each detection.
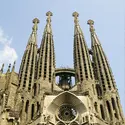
[72,12,79,24]
[87,19,94,26]
[87,19,95,33]
[43,11,53,34]
[19,18,39,91]
[32,18,39,32]
[12,61,16,72]
[46,11,53,24]
[72,12,83,35]
[37,11,55,82]
[73,12,94,84]
[7,64,11,72]
[0,63,4,73]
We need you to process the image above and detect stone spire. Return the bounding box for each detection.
[43,11,53,34]
[12,61,16,72]
[18,18,39,92]
[0,63,4,73]
[37,11,55,83]
[27,18,39,46]
[7,64,11,73]
[73,12,94,83]
[88,20,125,122]
[87,19,116,92]
[72,12,83,35]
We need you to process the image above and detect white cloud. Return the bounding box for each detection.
[0,27,18,67]
[0,28,12,45]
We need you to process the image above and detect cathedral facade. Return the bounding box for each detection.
[0,11,124,125]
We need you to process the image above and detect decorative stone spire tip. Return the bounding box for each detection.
[72,12,79,17]
[32,18,39,32]
[9,64,11,68]
[1,63,4,69]
[13,61,16,67]
[0,63,4,73]
[87,19,94,26]
[87,19,95,33]
[46,11,53,16]
[46,11,53,24]
[7,63,11,72]
[33,18,40,24]
[12,61,16,72]
[72,12,79,24]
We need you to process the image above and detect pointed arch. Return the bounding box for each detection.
[48,91,87,114]
[56,121,65,125]
[70,121,79,125]
[96,84,102,97]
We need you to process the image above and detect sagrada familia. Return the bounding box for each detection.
[0,11,124,125]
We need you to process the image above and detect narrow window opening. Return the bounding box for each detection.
[100,104,105,120]
[96,84,102,97]
[31,104,34,120]
[37,102,40,112]
[106,101,112,120]
[111,98,119,119]
[94,102,98,112]
[34,83,37,96]
[25,100,29,113]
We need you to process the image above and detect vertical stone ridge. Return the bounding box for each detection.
[37,11,55,83]
[18,18,39,92]
[73,12,94,83]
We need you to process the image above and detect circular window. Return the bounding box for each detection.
[57,105,77,122]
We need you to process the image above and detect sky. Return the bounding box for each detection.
[0,0,125,114]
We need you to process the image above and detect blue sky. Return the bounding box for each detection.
[0,0,124,114]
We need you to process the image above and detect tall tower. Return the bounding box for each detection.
[88,19,125,124]
[0,12,124,125]
[18,18,39,92]
[73,12,95,97]
[37,11,55,84]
